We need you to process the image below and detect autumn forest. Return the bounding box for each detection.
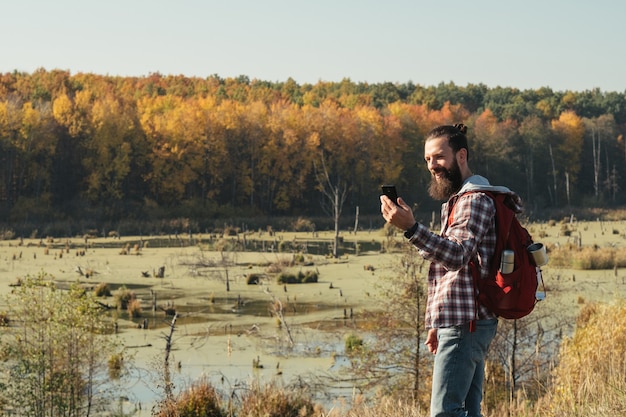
[1,69,625,236]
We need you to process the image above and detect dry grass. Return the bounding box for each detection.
[548,244,626,269]
[540,301,626,417]
[93,282,111,297]
[238,380,321,417]
[323,395,425,417]
[127,298,142,318]
[113,285,136,310]
[154,377,226,417]
[156,381,429,417]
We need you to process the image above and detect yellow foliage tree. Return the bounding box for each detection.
[550,111,585,204]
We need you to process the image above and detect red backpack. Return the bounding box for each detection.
[449,191,544,320]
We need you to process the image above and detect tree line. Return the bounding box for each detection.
[1,69,625,235]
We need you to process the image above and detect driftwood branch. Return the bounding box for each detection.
[269,296,294,348]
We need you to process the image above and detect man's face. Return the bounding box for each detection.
[424,137,463,201]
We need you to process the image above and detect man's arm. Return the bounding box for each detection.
[406,193,495,271]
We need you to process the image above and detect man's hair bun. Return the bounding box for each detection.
[453,123,468,134]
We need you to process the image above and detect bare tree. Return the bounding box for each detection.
[486,306,570,413]
[518,115,548,210]
[314,151,348,258]
[268,296,295,348]
[313,244,430,405]
[584,114,618,202]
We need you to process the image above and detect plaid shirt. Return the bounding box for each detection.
[407,191,498,328]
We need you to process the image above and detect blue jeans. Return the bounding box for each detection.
[430,319,498,417]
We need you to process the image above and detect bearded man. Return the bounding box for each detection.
[381,124,512,417]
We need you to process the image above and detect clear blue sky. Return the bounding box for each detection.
[2,0,624,92]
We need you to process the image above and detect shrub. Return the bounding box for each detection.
[223,225,239,236]
[293,252,305,264]
[572,247,617,270]
[156,377,226,417]
[238,381,318,417]
[301,270,318,283]
[345,333,364,354]
[276,270,318,284]
[547,245,626,270]
[277,272,297,284]
[246,273,264,285]
[212,238,237,252]
[292,217,315,232]
[383,222,397,237]
[108,353,123,379]
[543,243,574,268]
[615,249,626,268]
[114,285,136,310]
[0,229,15,240]
[94,282,111,297]
[127,298,142,318]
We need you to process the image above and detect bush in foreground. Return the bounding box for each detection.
[155,377,226,417]
[238,381,320,417]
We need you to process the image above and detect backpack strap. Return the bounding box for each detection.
[448,191,505,330]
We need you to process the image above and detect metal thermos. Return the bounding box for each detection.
[500,250,515,274]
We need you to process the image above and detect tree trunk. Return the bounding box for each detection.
[413,278,421,399]
[333,189,340,258]
[565,171,570,206]
[548,143,558,205]
[509,320,518,406]
[591,127,600,198]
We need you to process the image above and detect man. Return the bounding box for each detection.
[381,124,512,417]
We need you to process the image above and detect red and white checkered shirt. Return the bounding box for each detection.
[406,191,498,328]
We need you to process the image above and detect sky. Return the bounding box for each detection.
[2,0,625,92]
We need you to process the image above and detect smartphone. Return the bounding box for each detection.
[381,184,400,206]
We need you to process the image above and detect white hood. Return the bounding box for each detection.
[456,175,524,213]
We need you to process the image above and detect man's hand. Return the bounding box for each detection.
[425,328,438,354]
[380,195,416,231]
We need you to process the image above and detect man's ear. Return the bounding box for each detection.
[456,148,468,165]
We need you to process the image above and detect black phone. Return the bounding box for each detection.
[381,185,399,206]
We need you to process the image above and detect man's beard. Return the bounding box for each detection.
[428,161,463,201]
